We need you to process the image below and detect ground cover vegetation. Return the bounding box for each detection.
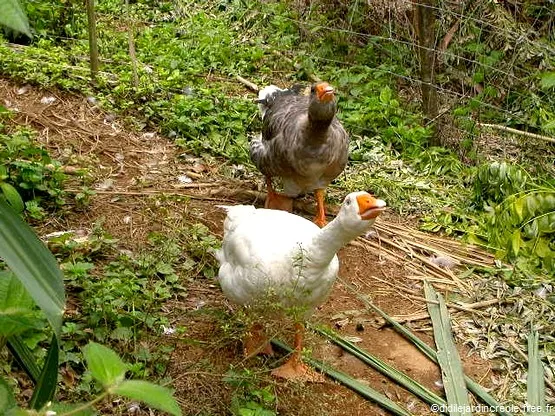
[1,0,554,414]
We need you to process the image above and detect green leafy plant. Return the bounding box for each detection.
[180,223,220,278]
[2,341,182,415]
[48,230,185,385]
[0,127,68,217]
[224,369,277,416]
[0,175,24,213]
[473,162,528,205]
[334,68,432,155]
[0,200,181,415]
[163,94,254,164]
[487,188,555,277]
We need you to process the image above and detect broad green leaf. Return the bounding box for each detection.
[7,335,40,382]
[525,220,539,239]
[527,330,545,412]
[83,342,127,388]
[537,213,555,233]
[498,163,507,181]
[544,194,555,210]
[511,230,521,256]
[525,195,540,217]
[0,376,17,414]
[48,402,96,415]
[379,87,392,104]
[0,0,32,37]
[0,183,24,213]
[540,72,555,89]
[535,239,552,258]
[0,313,41,338]
[0,270,42,337]
[0,199,65,339]
[425,282,471,416]
[113,380,182,416]
[512,197,524,221]
[29,335,59,410]
[0,270,34,310]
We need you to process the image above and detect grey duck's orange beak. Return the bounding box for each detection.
[315,82,335,103]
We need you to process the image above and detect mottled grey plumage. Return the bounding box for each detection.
[250,83,349,197]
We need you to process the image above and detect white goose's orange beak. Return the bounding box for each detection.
[356,193,387,220]
[315,82,335,103]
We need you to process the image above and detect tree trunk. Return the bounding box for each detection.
[415,0,440,146]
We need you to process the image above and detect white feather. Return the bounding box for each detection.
[257,85,285,118]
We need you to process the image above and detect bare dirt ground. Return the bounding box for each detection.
[1,78,496,415]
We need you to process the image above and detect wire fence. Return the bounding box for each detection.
[7,0,555,157]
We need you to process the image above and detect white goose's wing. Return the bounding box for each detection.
[216,207,320,305]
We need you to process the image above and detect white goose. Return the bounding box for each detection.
[216,191,386,381]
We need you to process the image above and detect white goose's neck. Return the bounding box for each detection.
[305,217,365,267]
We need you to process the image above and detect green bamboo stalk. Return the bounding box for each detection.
[337,277,513,416]
[526,329,545,413]
[424,281,471,416]
[313,326,447,409]
[271,339,413,416]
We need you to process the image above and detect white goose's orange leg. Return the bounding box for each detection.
[313,188,327,228]
[244,323,274,358]
[264,176,293,212]
[271,323,325,382]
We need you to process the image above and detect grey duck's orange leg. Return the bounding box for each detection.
[264,176,293,212]
[313,188,327,228]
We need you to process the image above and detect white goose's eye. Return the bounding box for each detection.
[345,198,351,206]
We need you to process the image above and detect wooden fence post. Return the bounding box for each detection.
[415,0,441,146]
[126,0,139,89]
[86,0,99,80]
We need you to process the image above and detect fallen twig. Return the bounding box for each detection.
[236,75,259,92]
[477,123,555,144]
[389,298,507,324]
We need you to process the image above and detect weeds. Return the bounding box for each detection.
[3,226,192,401]
[0,122,67,217]
[224,368,277,416]
[179,222,220,279]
